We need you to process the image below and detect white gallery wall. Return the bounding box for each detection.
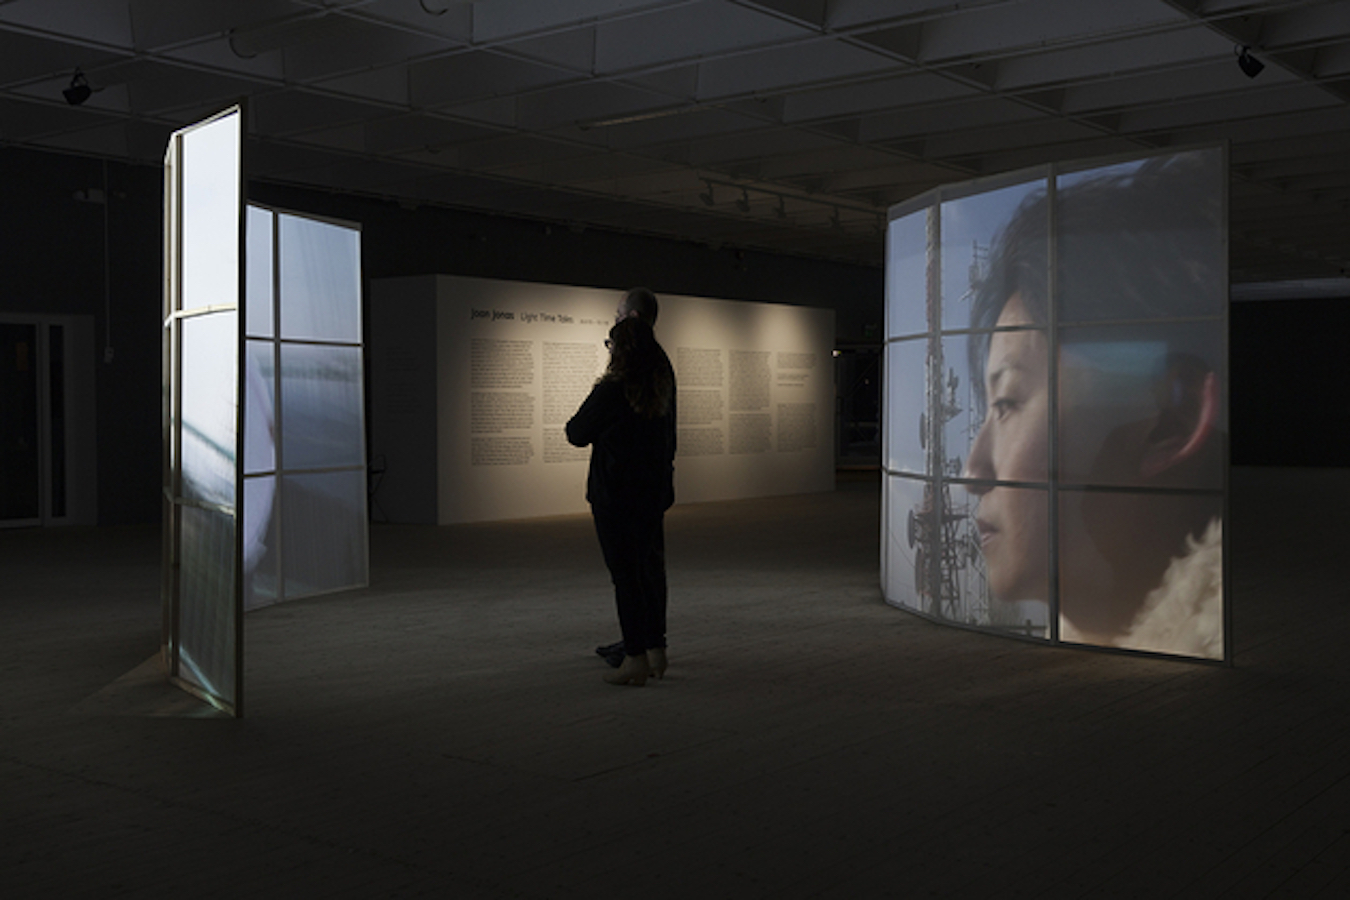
[370,275,834,525]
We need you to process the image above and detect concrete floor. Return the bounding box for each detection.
[3,468,1349,898]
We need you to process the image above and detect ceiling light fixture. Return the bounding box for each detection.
[62,69,92,106]
[1236,45,1265,79]
[581,103,708,130]
[696,178,878,225]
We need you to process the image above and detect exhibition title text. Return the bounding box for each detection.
[472,308,597,326]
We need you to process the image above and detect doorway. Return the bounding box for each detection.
[0,315,96,527]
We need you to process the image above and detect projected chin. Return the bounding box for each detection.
[975,486,1048,604]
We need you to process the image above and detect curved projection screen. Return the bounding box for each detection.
[882,147,1228,661]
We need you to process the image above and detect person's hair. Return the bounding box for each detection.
[623,287,659,325]
[968,150,1223,417]
[603,316,672,418]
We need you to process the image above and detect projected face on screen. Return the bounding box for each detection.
[962,292,1050,604]
[956,149,1225,658]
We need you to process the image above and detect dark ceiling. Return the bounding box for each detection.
[3,0,1348,280]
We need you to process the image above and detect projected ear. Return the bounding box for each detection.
[1139,359,1219,479]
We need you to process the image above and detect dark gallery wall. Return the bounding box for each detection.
[1229,298,1350,467]
[245,181,885,338]
[1,146,883,526]
[1,148,165,527]
[4,144,1337,526]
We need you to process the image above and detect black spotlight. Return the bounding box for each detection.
[62,69,92,106]
[1236,45,1265,79]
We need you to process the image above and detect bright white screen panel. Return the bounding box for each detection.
[179,312,238,509]
[179,113,240,315]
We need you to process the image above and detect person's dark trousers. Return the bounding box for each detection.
[591,504,667,655]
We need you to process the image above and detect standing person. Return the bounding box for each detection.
[567,310,677,685]
[594,288,676,669]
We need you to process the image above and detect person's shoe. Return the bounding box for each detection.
[603,654,650,686]
[645,647,667,680]
[596,640,625,668]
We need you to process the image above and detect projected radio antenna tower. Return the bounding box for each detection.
[907,230,988,622]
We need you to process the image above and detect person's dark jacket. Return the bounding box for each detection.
[565,359,676,513]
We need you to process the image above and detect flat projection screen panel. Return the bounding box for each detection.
[244,206,368,608]
[242,336,277,612]
[279,343,364,470]
[245,205,274,339]
[1056,159,1226,324]
[243,339,275,476]
[163,105,245,714]
[939,177,1046,334]
[1058,487,1221,657]
[179,114,240,315]
[886,210,927,339]
[243,474,278,611]
[882,146,1227,661]
[279,214,362,343]
[1057,322,1224,490]
[885,338,926,475]
[281,470,368,596]
[179,312,238,509]
[884,474,926,612]
[176,504,237,704]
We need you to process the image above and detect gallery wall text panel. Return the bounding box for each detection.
[371,275,834,525]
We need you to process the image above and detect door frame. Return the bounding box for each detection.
[0,312,97,527]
